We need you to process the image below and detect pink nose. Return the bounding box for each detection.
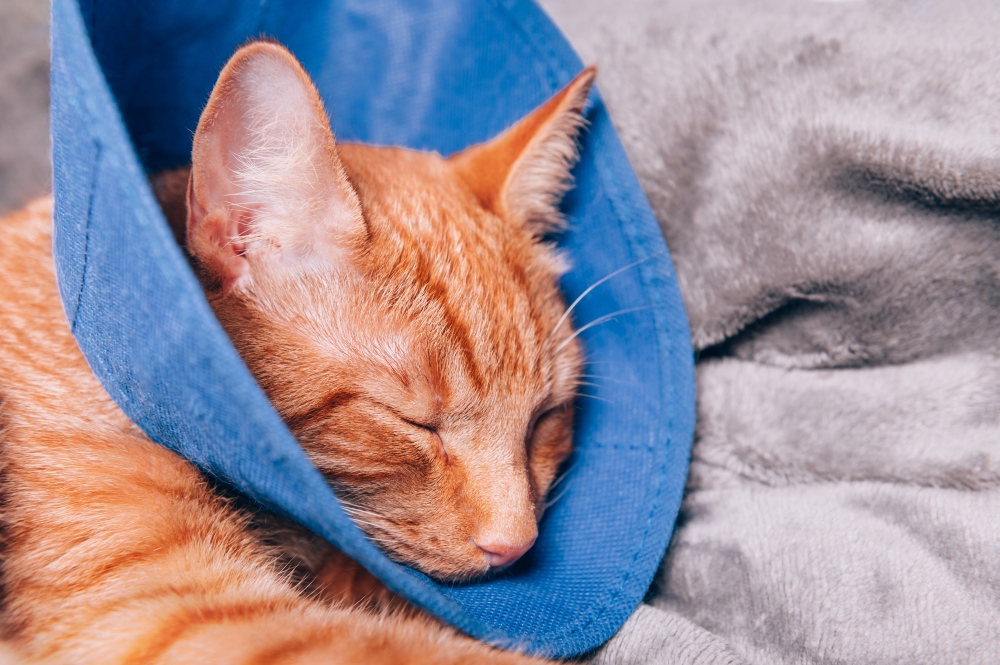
[474,534,537,568]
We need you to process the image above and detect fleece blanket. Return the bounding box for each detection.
[0,0,49,214]
[2,0,997,662]
[539,0,1000,662]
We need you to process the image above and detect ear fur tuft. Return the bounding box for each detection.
[450,67,596,236]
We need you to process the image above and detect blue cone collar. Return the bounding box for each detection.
[50,0,694,657]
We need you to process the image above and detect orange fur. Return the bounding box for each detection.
[0,41,593,662]
[187,42,591,578]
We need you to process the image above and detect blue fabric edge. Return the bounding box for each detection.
[49,0,697,656]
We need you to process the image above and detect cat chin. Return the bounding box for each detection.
[385,545,491,582]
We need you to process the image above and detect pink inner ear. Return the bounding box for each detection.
[186,207,249,293]
[234,210,253,256]
[186,109,253,292]
[186,42,366,292]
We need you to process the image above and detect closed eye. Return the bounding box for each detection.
[392,412,449,464]
[371,399,437,432]
[527,403,568,442]
[400,416,436,432]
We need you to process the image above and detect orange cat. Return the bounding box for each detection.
[0,41,593,662]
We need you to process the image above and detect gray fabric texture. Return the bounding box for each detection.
[539,1,1000,663]
[2,0,998,661]
[591,604,747,665]
[0,0,49,215]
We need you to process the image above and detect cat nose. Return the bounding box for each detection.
[474,533,537,568]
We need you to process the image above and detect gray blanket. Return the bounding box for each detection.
[0,0,49,214]
[2,1,997,662]
[538,0,1000,662]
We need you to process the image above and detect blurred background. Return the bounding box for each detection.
[0,0,50,214]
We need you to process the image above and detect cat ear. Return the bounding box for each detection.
[449,67,595,235]
[187,41,364,293]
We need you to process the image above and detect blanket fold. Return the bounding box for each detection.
[540,0,1000,661]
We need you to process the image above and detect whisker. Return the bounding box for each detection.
[547,463,577,494]
[555,305,655,354]
[340,502,379,512]
[575,381,603,389]
[544,476,576,510]
[339,504,385,520]
[550,254,657,340]
[341,514,386,529]
[343,513,384,526]
[578,373,628,384]
[571,392,610,403]
[337,499,378,511]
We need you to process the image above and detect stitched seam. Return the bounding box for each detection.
[71,139,102,334]
[545,156,671,648]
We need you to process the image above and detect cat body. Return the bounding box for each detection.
[1,198,431,663]
[0,42,594,663]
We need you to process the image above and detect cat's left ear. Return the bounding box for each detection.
[449,67,595,236]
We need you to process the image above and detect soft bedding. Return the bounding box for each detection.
[539,0,1000,662]
[2,0,997,662]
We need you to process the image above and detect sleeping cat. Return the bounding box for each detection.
[0,41,593,662]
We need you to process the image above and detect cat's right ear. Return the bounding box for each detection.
[187,41,364,293]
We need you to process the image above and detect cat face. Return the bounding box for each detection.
[187,42,593,580]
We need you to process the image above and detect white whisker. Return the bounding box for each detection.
[571,392,610,403]
[550,254,657,340]
[340,505,384,519]
[555,305,654,354]
[342,515,385,529]
[547,463,576,494]
[578,373,628,384]
[575,381,603,389]
[544,475,576,510]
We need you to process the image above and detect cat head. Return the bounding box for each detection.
[187,41,593,580]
